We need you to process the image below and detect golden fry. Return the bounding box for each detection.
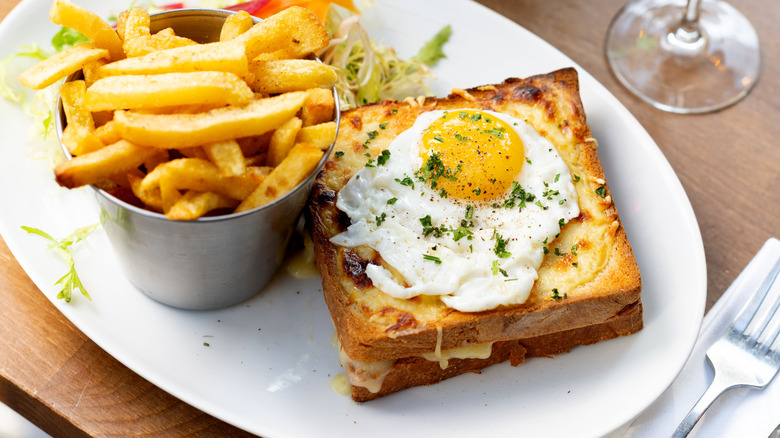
[114,91,307,149]
[94,120,122,145]
[55,140,158,188]
[128,170,162,211]
[295,121,337,150]
[159,172,183,213]
[123,33,198,57]
[49,0,124,61]
[267,116,302,167]
[220,11,254,42]
[122,8,149,46]
[122,7,151,43]
[82,58,107,87]
[18,43,108,90]
[85,72,253,111]
[247,59,337,94]
[234,6,328,60]
[96,40,248,77]
[203,140,246,177]
[167,190,239,220]
[59,80,105,155]
[116,10,129,42]
[140,158,260,201]
[301,87,335,126]
[236,143,323,212]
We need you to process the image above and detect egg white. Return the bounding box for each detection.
[331,110,579,312]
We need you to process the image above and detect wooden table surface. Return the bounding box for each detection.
[0,0,777,436]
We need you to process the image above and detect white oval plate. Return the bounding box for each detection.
[0,1,706,437]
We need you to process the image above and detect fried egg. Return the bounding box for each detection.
[331,109,579,312]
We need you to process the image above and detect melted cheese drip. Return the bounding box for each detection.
[335,331,496,394]
[337,345,395,394]
[285,233,319,279]
[421,342,494,369]
[330,373,352,397]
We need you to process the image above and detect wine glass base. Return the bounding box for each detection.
[606,0,761,114]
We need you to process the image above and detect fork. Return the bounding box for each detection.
[672,256,780,438]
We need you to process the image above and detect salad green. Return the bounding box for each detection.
[321,8,451,109]
[21,224,98,303]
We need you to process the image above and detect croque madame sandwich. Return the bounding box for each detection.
[307,68,642,401]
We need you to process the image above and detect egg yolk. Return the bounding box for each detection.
[419,110,525,202]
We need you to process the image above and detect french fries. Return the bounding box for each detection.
[114,92,307,148]
[247,59,337,94]
[85,72,254,111]
[220,11,254,42]
[20,1,338,220]
[236,143,324,212]
[18,43,108,89]
[49,0,125,61]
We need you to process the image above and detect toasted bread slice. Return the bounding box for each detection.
[344,302,642,401]
[309,69,641,371]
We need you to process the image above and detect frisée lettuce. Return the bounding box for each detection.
[320,8,451,109]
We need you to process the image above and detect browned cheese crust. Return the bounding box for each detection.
[307,68,642,363]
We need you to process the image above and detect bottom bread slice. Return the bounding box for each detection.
[342,302,643,402]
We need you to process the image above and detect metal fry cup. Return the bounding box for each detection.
[57,9,339,310]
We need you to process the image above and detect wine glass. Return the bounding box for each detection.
[605,0,761,114]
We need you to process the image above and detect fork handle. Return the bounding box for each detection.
[672,372,735,437]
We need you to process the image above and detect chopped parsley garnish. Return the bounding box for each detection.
[379,122,388,129]
[433,135,445,142]
[334,151,344,158]
[525,157,532,165]
[363,130,379,147]
[465,204,474,220]
[459,111,482,122]
[419,215,446,238]
[554,173,560,183]
[376,149,391,166]
[502,181,535,209]
[554,247,565,256]
[595,186,607,197]
[551,288,568,300]
[387,197,398,205]
[491,231,512,258]
[375,212,387,226]
[474,187,481,196]
[452,226,473,242]
[491,260,508,277]
[542,188,560,200]
[571,244,578,256]
[395,176,415,189]
[438,188,448,198]
[483,127,505,138]
[454,133,469,142]
[415,153,460,190]
[573,174,581,182]
[558,218,566,228]
[423,254,442,264]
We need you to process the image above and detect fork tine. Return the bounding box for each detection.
[745,267,780,342]
[732,256,780,335]
[758,303,780,354]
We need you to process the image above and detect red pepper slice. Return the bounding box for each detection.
[224,0,272,14]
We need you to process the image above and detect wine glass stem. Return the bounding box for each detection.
[668,0,705,53]
[683,0,701,27]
